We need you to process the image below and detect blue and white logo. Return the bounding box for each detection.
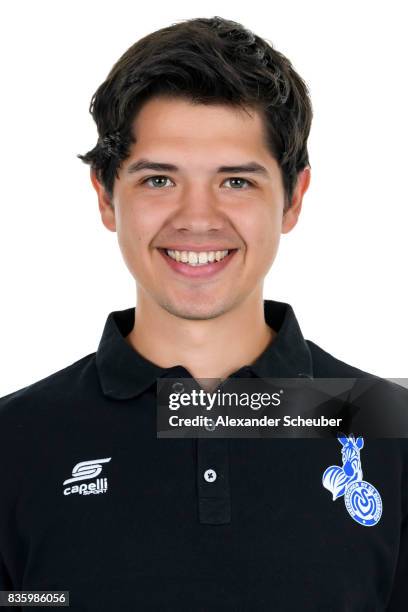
[322,434,382,526]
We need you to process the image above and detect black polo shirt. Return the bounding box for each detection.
[0,299,407,611]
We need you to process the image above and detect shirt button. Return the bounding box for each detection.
[204,469,217,483]
[204,419,216,432]
[171,381,185,393]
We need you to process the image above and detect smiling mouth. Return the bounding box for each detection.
[158,248,238,266]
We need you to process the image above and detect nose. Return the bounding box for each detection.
[169,182,226,233]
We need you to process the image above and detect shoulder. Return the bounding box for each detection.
[306,339,379,379]
[307,339,408,439]
[0,352,97,424]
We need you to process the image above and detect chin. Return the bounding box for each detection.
[159,296,232,321]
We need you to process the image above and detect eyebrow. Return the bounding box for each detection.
[125,158,270,177]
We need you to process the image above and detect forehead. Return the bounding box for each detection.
[130,96,271,156]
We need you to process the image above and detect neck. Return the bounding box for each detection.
[125,287,276,381]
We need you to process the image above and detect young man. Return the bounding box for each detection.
[0,16,407,611]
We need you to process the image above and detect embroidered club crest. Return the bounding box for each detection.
[322,434,382,526]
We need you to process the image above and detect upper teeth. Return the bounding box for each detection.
[165,249,230,265]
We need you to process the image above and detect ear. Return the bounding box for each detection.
[90,169,116,233]
[356,437,364,449]
[281,166,311,234]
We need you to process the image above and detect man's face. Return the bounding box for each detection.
[92,95,309,320]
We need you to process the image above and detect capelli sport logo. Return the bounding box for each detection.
[63,457,111,496]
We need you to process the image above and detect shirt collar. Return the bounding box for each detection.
[96,298,314,400]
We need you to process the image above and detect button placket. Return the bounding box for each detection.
[197,438,231,524]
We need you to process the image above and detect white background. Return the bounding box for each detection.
[1,0,407,396]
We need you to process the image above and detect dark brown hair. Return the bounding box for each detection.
[77,16,313,211]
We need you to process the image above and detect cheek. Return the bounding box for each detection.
[116,202,155,250]
[236,202,282,257]
[114,206,152,275]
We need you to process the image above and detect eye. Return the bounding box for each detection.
[222,177,253,189]
[141,175,175,188]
